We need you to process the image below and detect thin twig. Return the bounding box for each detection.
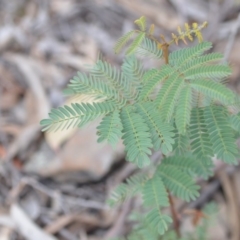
[104,199,132,238]
[168,191,181,238]
[10,204,57,240]
[8,177,108,210]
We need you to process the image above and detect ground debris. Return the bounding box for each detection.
[0,0,240,239]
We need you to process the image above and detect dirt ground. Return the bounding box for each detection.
[0,0,240,239]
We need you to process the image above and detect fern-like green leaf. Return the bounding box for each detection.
[169,41,212,67]
[176,85,192,134]
[190,80,235,105]
[155,72,178,108]
[185,65,232,79]
[97,110,122,146]
[127,32,146,55]
[229,112,240,133]
[161,156,196,173]
[91,59,132,102]
[142,69,159,84]
[127,212,164,240]
[193,156,214,179]
[139,65,172,101]
[108,171,149,206]
[114,31,136,54]
[181,53,223,72]
[136,37,162,59]
[157,165,200,202]
[121,55,144,99]
[143,174,169,207]
[107,184,128,207]
[134,16,146,31]
[40,101,116,132]
[155,73,184,122]
[64,72,121,103]
[204,106,238,164]
[136,102,175,154]
[121,106,153,168]
[173,132,190,155]
[146,209,172,235]
[162,155,213,180]
[190,108,213,158]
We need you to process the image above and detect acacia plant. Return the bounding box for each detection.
[40,16,240,238]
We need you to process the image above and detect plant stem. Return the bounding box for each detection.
[168,190,181,238]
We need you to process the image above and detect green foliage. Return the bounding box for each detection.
[134,16,147,31]
[114,31,136,54]
[143,174,169,207]
[97,110,122,146]
[229,112,240,133]
[135,102,174,154]
[204,106,238,164]
[40,101,116,132]
[169,42,213,67]
[190,108,213,159]
[173,131,190,155]
[139,65,171,101]
[192,202,218,240]
[114,202,218,240]
[136,38,162,58]
[155,72,184,122]
[40,16,240,239]
[146,210,173,235]
[121,106,153,168]
[160,155,213,180]
[190,80,235,105]
[157,164,200,202]
[127,32,146,55]
[176,85,192,134]
[108,171,150,207]
[181,52,223,72]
